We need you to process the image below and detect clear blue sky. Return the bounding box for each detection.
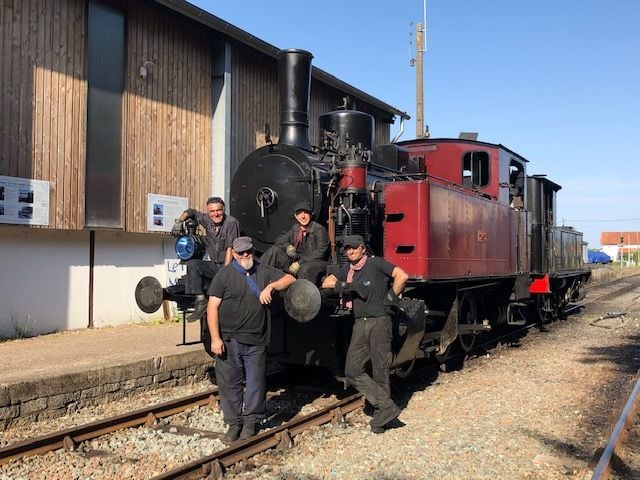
[190,0,639,248]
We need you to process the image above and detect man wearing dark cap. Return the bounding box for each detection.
[207,236,295,443]
[171,197,240,320]
[260,201,329,284]
[322,234,409,434]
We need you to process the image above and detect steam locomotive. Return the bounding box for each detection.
[136,48,590,377]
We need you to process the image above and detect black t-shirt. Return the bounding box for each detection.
[338,256,395,318]
[208,261,286,346]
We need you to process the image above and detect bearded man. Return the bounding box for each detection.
[206,236,295,443]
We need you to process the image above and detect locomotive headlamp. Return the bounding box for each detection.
[175,234,205,261]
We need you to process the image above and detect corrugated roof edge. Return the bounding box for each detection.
[153,0,410,121]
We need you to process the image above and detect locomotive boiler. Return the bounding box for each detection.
[228,48,590,376]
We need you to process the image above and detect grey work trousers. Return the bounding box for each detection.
[344,316,396,409]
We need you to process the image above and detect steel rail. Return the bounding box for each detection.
[152,392,364,480]
[591,373,640,480]
[0,388,218,466]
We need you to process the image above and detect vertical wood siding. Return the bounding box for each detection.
[0,0,86,229]
[230,46,279,172]
[124,4,212,233]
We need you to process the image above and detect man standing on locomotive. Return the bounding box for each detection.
[322,234,409,433]
[207,236,296,442]
[171,197,240,320]
[260,202,329,284]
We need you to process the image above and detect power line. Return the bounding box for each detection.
[562,217,640,223]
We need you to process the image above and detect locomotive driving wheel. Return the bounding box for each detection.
[458,292,479,352]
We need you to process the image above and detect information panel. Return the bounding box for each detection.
[147,194,189,232]
[0,175,50,226]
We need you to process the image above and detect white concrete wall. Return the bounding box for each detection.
[602,245,619,260]
[0,227,185,337]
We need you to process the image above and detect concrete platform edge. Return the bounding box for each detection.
[0,350,214,431]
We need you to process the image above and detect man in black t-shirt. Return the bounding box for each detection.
[207,236,295,443]
[322,235,409,434]
[172,197,240,320]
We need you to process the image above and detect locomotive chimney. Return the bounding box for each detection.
[277,49,313,150]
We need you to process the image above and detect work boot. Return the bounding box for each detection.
[239,421,257,440]
[223,424,242,443]
[370,403,401,429]
[187,294,207,321]
[371,417,406,434]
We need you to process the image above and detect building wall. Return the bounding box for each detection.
[0,0,214,233]
[0,0,87,230]
[123,2,213,233]
[0,227,182,337]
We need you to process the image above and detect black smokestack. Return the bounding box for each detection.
[278,49,313,150]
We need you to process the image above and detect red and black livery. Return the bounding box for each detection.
[229,49,590,375]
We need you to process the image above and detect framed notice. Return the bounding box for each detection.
[147,193,189,232]
[0,175,50,225]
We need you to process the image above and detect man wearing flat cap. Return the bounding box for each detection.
[260,201,329,284]
[207,236,295,443]
[322,234,409,434]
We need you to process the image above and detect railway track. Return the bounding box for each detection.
[2,273,639,478]
[0,389,219,466]
[0,382,362,479]
[153,393,363,480]
[591,373,640,480]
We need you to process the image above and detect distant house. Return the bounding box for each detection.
[600,232,640,261]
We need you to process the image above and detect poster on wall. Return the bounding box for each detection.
[0,175,50,225]
[146,193,189,232]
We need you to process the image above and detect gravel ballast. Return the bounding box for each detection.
[2,285,640,479]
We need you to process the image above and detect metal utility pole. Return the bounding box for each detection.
[415,22,424,138]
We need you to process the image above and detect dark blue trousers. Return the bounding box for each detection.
[214,338,266,426]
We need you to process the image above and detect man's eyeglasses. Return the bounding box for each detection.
[236,249,253,257]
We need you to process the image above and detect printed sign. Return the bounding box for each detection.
[0,175,50,225]
[147,193,189,232]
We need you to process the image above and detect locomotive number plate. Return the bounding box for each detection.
[477,230,488,243]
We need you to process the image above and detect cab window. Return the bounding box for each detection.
[462,151,490,188]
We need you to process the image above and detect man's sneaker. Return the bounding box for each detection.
[239,421,257,440]
[370,403,401,428]
[223,424,242,443]
[187,295,208,321]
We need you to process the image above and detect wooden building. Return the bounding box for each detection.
[0,0,408,335]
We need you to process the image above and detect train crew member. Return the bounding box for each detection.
[260,202,329,284]
[321,235,409,434]
[172,197,240,321]
[206,236,296,443]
